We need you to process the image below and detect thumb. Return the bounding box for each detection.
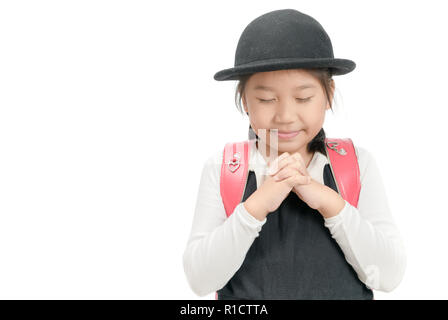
[285,173,310,188]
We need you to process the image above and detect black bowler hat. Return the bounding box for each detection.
[214,9,356,81]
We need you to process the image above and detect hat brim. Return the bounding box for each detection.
[213,57,356,81]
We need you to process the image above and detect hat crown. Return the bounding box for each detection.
[235,9,334,66]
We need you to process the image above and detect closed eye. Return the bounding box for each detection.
[257,99,275,103]
[257,97,312,103]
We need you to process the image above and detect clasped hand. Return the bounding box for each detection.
[267,152,324,210]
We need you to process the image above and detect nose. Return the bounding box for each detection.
[274,99,297,124]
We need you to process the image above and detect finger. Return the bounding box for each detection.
[285,173,310,187]
[293,152,306,169]
[273,167,296,181]
[293,173,311,185]
[274,155,298,175]
[289,159,310,178]
[274,154,309,180]
[267,152,289,175]
[292,153,309,177]
[274,166,305,181]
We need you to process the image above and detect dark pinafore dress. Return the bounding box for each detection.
[217,161,374,300]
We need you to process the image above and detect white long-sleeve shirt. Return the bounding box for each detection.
[183,139,407,297]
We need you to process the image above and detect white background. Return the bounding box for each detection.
[0,0,446,299]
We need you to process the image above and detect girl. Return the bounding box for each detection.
[183,8,406,300]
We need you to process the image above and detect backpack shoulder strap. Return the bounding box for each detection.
[324,137,361,208]
[220,139,251,217]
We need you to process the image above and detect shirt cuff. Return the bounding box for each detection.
[323,199,349,225]
[237,202,267,229]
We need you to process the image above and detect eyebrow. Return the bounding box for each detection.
[253,84,316,92]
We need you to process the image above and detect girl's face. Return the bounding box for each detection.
[242,68,334,159]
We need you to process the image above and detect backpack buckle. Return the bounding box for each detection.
[227,152,241,173]
[326,141,347,156]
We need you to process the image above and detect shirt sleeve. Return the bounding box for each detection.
[182,150,267,297]
[323,146,407,292]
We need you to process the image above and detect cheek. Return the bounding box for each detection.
[302,107,326,130]
[251,111,272,128]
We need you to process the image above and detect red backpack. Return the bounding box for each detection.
[215,137,362,300]
[220,137,361,217]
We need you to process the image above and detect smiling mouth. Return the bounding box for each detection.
[275,130,301,139]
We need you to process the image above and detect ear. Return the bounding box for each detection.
[242,94,248,114]
[326,79,335,110]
